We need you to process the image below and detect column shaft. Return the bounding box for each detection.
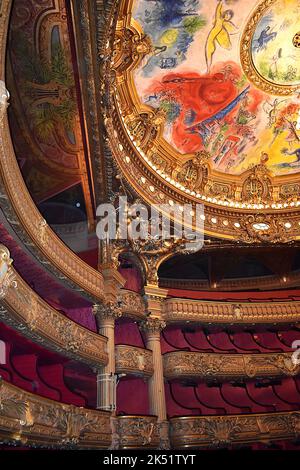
[145,333,166,421]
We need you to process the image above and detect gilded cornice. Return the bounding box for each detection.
[163,298,300,326]
[115,345,153,377]
[163,351,299,381]
[0,378,111,448]
[170,412,300,448]
[102,0,300,243]
[1,264,108,368]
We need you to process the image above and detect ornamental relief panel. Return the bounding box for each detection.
[163,298,300,325]
[117,416,160,449]
[170,412,300,448]
[0,246,108,367]
[163,351,299,380]
[115,345,153,377]
[119,289,146,318]
[0,379,111,447]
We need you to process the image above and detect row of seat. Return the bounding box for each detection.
[0,322,96,407]
[161,326,300,354]
[166,377,300,416]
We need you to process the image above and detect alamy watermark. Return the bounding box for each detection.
[96,197,204,252]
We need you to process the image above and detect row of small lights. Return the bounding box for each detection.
[116,100,300,212]
[121,146,296,232]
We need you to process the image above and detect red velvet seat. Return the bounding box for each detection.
[220,383,256,413]
[253,332,284,352]
[206,331,237,353]
[196,383,236,414]
[229,332,261,353]
[38,364,85,406]
[166,382,203,416]
[246,382,285,411]
[161,327,192,352]
[11,354,60,401]
[273,378,300,408]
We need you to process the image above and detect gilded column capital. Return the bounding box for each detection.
[140,317,166,336]
[92,301,123,321]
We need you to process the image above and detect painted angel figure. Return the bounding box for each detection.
[205,0,238,73]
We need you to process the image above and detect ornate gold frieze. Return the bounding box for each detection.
[170,412,300,448]
[1,263,108,367]
[240,158,273,204]
[163,297,300,325]
[175,151,210,193]
[112,26,152,76]
[119,289,146,319]
[115,345,153,377]
[0,378,111,448]
[117,416,160,449]
[163,351,299,381]
[124,109,165,152]
[239,214,291,244]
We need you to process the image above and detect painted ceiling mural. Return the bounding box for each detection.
[7,0,92,216]
[133,0,300,176]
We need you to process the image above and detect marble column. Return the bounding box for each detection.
[93,302,122,411]
[140,317,167,421]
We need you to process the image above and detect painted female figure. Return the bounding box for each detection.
[205,0,237,73]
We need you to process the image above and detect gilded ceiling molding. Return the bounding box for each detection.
[102,0,300,243]
[115,345,153,377]
[0,247,108,368]
[0,378,111,448]
[170,412,300,448]
[163,351,299,381]
[163,298,300,326]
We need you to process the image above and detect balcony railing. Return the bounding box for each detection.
[115,345,153,377]
[163,351,299,381]
[170,412,300,448]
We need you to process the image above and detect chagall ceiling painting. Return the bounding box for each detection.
[133,0,300,176]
